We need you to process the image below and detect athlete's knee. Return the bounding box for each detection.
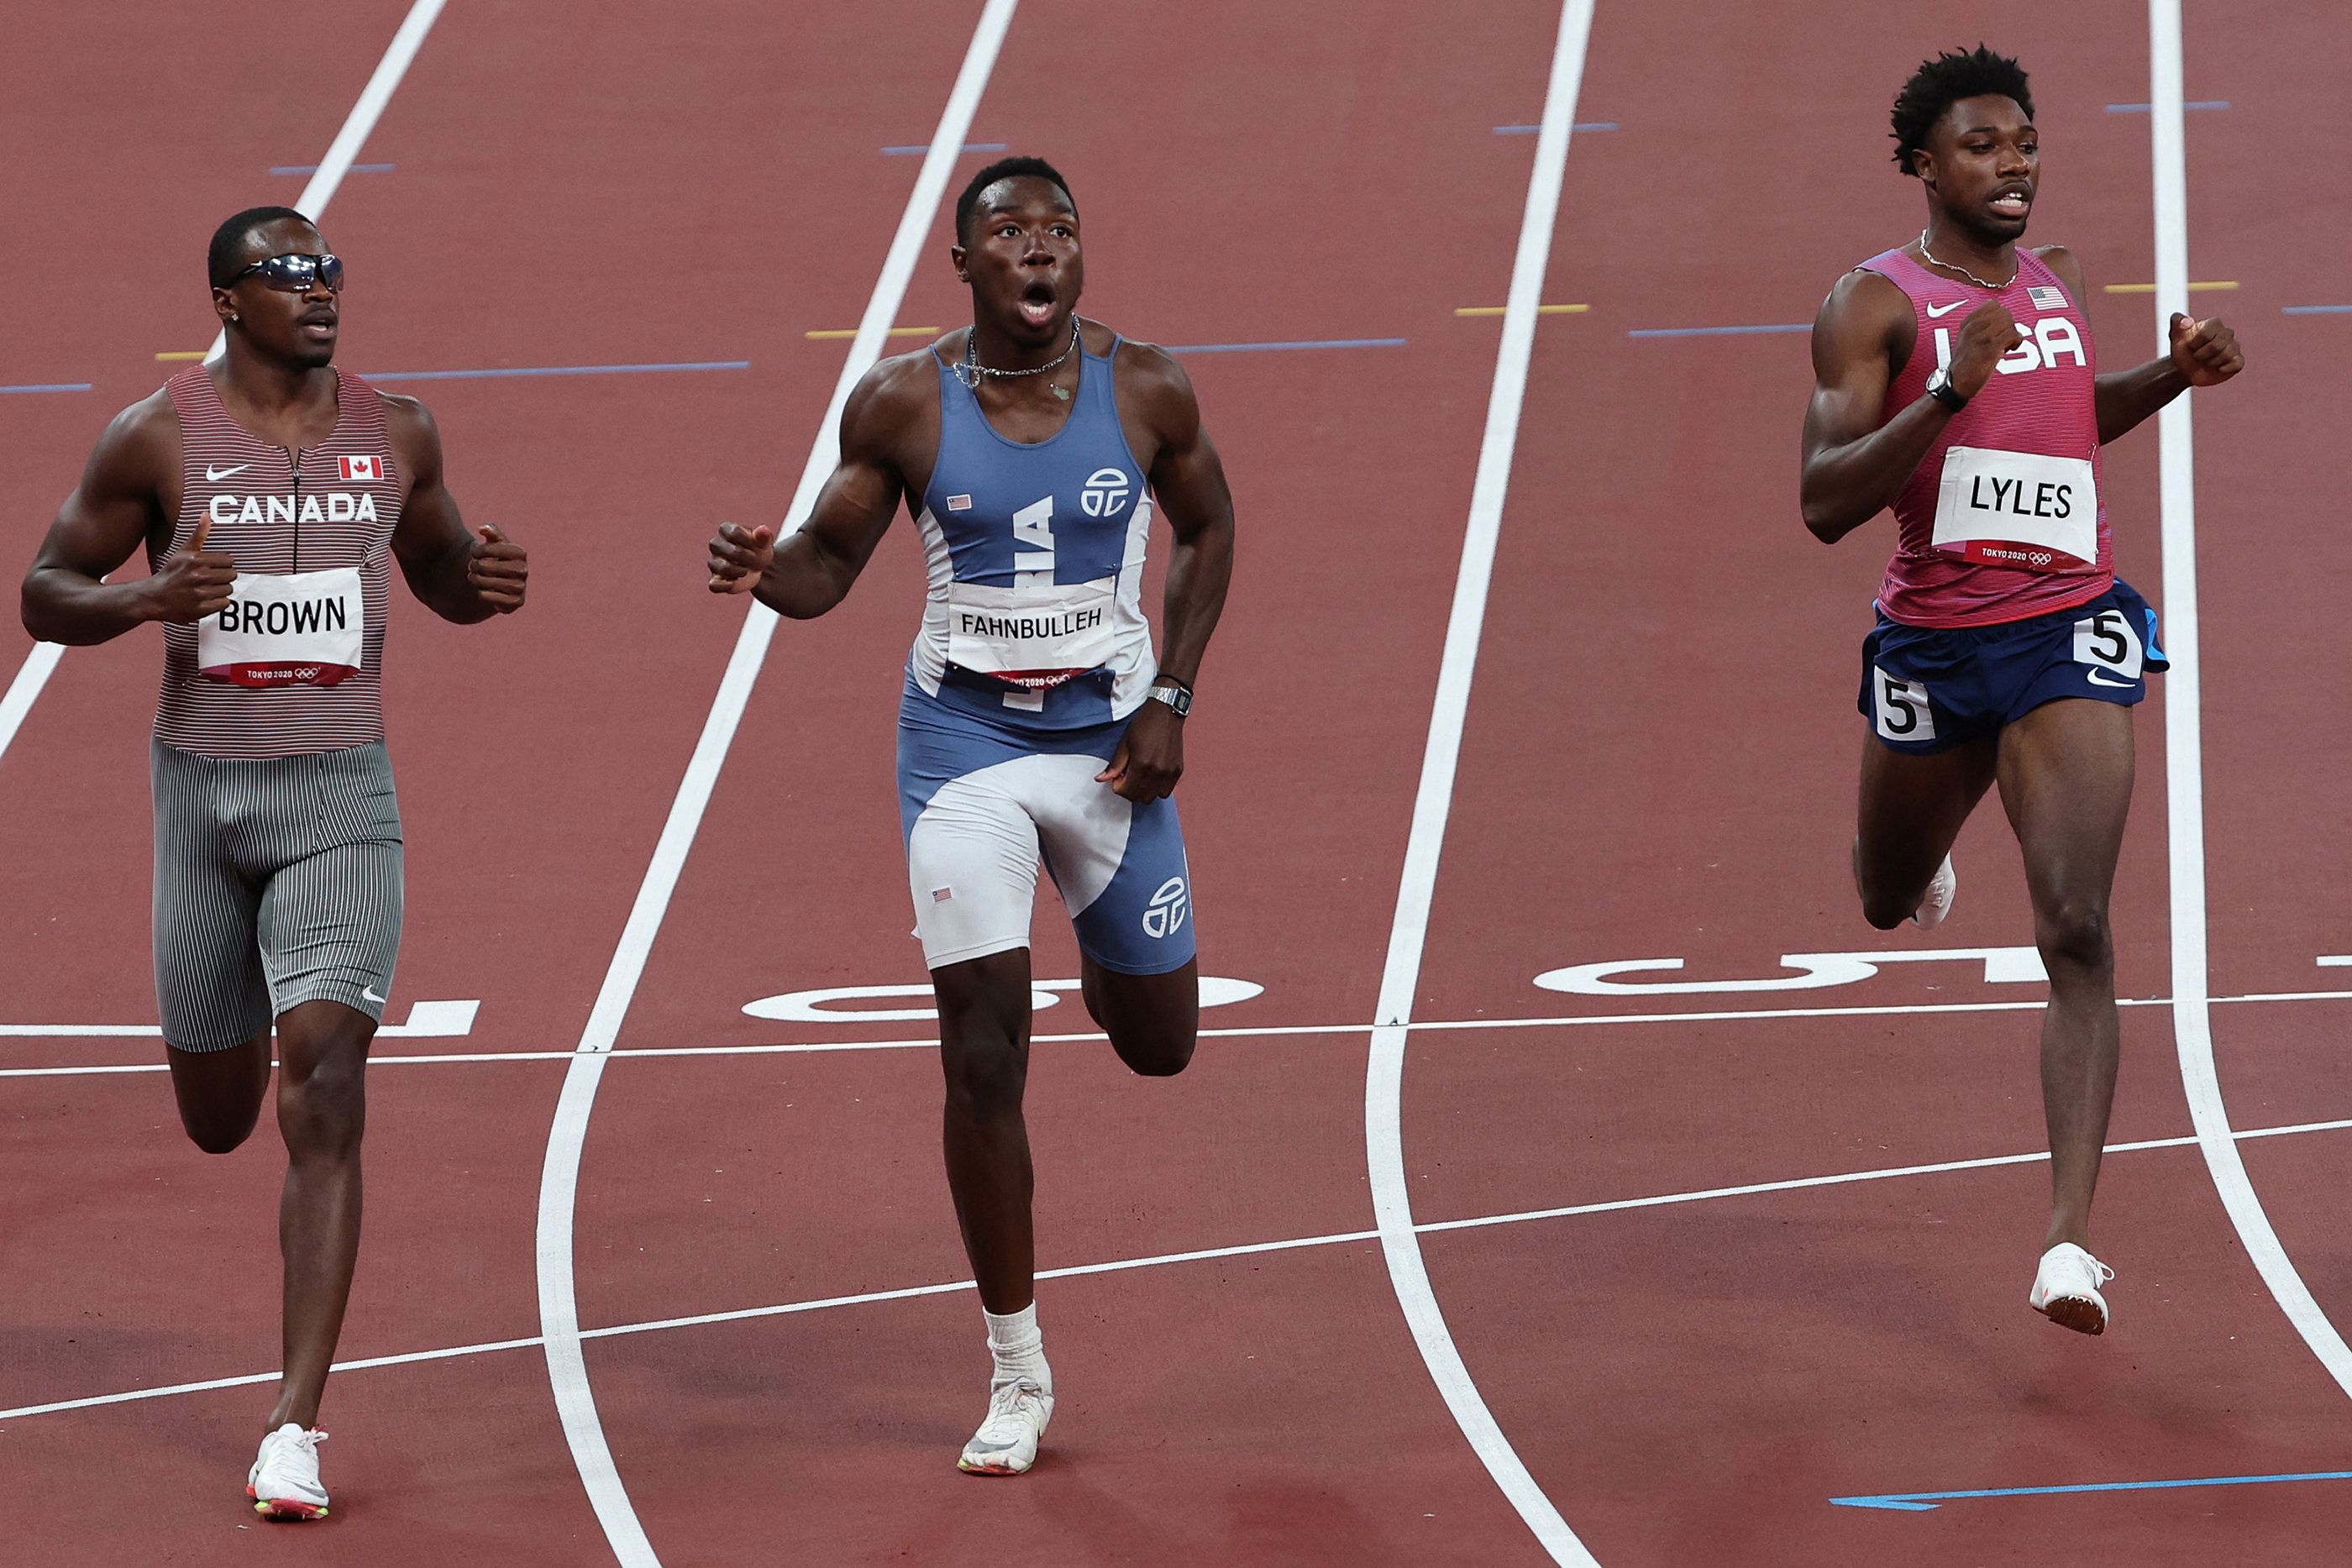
[2034,900,2114,973]
[942,1036,1027,1121]
[182,1105,260,1156]
[276,1052,367,1159]
[1110,1025,1195,1078]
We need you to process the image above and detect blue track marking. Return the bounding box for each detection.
[1832,1469,2352,1511]
[1163,338,1407,354]
[363,360,750,381]
[2284,304,2352,315]
[1628,323,1809,338]
[881,141,1007,155]
[1,382,92,394]
[2105,100,2229,112]
[272,162,395,174]
[1494,121,1618,134]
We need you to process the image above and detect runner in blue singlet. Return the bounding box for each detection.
[705,157,1236,1476]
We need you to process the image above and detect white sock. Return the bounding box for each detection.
[983,1303,1050,1391]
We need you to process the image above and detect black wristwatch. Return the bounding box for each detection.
[1147,679,1191,719]
[1924,365,1969,412]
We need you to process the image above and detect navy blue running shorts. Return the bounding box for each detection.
[1858,579,2168,756]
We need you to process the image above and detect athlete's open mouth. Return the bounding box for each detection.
[1988,183,2033,220]
[298,309,339,340]
[1017,281,1057,329]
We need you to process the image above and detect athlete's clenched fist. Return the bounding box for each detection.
[142,517,238,623]
[466,524,528,612]
[1948,299,2027,399]
[706,522,775,593]
[2169,312,2244,387]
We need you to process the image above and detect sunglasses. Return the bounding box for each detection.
[229,252,344,292]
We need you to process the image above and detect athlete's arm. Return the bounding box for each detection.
[1098,343,1234,803]
[20,393,233,644]
[2037,248,2246,444]
[386,395,526,622]
[706,356,917,617]
[1799,270,2018,543]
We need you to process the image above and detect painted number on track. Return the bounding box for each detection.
[744,975,1265,1024]
[1534,947,2046,996]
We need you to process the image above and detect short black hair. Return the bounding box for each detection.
[1890,45,2033,176]
[953,156,1075,245]
[207,206,316,288]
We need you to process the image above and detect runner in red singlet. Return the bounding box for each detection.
[1799,49,2242,1334]
[19,207,528,1516]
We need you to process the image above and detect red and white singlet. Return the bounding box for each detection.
[154,367,401,759]
[1861,245,2109,628]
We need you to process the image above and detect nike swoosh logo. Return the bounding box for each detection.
[1925,301,1967,319]
[204,464,251,482]
[2085,669,2136,688]
[361,987,387,1004]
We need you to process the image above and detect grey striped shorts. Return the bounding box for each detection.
[150,738,404,1051]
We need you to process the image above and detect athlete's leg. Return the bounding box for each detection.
[1995,698,2134,1252]
[265,998,375,1431]
[1853,731,2000,929]
[1080,957,1198,1076]
[933,949,1038,1313]
[166,1035,273,1153]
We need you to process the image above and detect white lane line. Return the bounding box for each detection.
[12,988,2352,1080]
[1362,3,1600,1563]
[15,1112,2351,1427]
[528,5,1021,1563]
[0,0,448,774]
[2148,0,2352,1399]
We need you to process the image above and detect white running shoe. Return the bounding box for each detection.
[1911,854,1957,930]
[247,1424,330,1519]
[2029,1243,2115,1335]
[957,1376,1053,1476]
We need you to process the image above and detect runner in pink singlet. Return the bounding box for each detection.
[1799,48,2242,1335]
[21,207,528,1518]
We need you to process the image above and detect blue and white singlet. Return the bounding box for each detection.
[895,333,1196,976]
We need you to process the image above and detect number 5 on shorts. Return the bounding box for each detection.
[1873,667,1935,742]
[2072,607,2145,679]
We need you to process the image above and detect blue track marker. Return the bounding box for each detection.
[1494,121,1618,134]
[272,162,395,175]
[881,141,1007,155]
[1,382,92,394]
[1163,338,1406,354]
[364,360,750,382]
[1833,1469,2352,1512]
[2105,101,2229,112]
[1628,323,1809,338]
[2284,304,2352,315]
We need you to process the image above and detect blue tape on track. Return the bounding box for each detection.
[2106,100,2229,112]
[1832,1469,2352,1511]
[1163,338,1407,354]
[1494,121,1617,134]
[1627,323,1809,338]
[0,383,92,394]
[881,141,1007,155]
[2283,304,2352,315]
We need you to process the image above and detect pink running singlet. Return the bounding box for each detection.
[1860,245,2109,628]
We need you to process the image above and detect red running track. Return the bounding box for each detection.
[3,1,2349,1563]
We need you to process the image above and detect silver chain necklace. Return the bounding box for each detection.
[959,318,1080,400]
[1917,229,2013,291]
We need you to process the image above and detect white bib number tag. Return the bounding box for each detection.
[1932,444,2097,571]
[2072,606,2145,682]
[947,577,1120,690]
[197,568,364,686]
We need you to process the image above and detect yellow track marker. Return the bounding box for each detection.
[155,351,208,360]
[2103,281,2238,293]
[1453,303,1590,317]
[805,326,941,340]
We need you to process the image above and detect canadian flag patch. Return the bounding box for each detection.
[338,455,384,482]
[2027,285,2068,312]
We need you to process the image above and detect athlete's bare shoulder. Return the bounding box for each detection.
[2031,244,2088,299]
[1812,266,1915,376]
[1104,330,1199,427]
[85,385,181,497]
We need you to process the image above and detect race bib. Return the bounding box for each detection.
[946,577,1119,690]
[1932,445,2097,572]
[197,568,364,686]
